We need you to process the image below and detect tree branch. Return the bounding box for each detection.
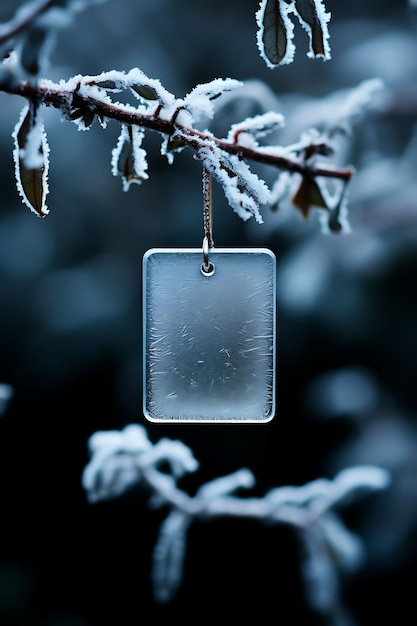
[0,0,58,46]
[4,78,354,183]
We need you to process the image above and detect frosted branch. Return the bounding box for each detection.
[82,423,391,621]
[3,71,354,226]
[0,0,57,46]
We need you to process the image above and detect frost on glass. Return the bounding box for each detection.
[143,249,276,422]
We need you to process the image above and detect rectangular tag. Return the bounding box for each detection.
[143,248,276,423]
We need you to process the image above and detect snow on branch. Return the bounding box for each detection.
[1,2,385,234]
[0,0,108,76]
[12,101,50,216]
[4,68,356,230]
[82,423,390,622]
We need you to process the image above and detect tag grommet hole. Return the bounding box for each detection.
[201,262,215,277]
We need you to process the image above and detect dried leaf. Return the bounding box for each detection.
[12,105,50,217]
[292,176,328,218]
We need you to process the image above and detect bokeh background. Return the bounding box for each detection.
[1,0,417,624]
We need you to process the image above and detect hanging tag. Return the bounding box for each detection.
[143,248,276,423]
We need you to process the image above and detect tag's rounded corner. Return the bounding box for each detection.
[143,406,164,424]
[142,248,157,266]
[261,409,276,424]
[263,247,276,261]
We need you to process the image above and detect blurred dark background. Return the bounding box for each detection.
[1,0,417,624]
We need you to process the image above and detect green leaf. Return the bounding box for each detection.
[292,176,328,218]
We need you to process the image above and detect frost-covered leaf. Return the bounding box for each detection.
[294,0,331,60]
[125,68,176,108]
[69,107,95,129]
[160,135,187,164]
[152,511,191,603]
[256,0,295,68]
[84,68,176,108]
[292,175,328,218]
[82,424,152,502]
[227,111,285,144]
[111,124,149,191]
[256,0,331,67]
[182,78,242,122]
[130,83,160,101]
[186,78,241,102]
[300,526,343,615]
[94,79,119,90]
[12,104,50,217]
[196,141,270,223]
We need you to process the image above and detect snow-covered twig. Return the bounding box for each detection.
[3,70,354,225]
[82,424,390,624]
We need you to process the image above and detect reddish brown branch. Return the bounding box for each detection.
[3,78,354,183]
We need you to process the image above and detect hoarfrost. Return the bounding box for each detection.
[256,0,296,68]
[152,511,191,604]
[20,113,47,170]
[227,111,285,145]
[330,78,385,134]
[293,0,331,60]
[196,141,270,223]
[182,78,242,123]
[256,0,331,68]
[83,423,391,618]
[12,104,50,216]
[111,124,149,191]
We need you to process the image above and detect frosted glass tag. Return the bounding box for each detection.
[143,248,276,423]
